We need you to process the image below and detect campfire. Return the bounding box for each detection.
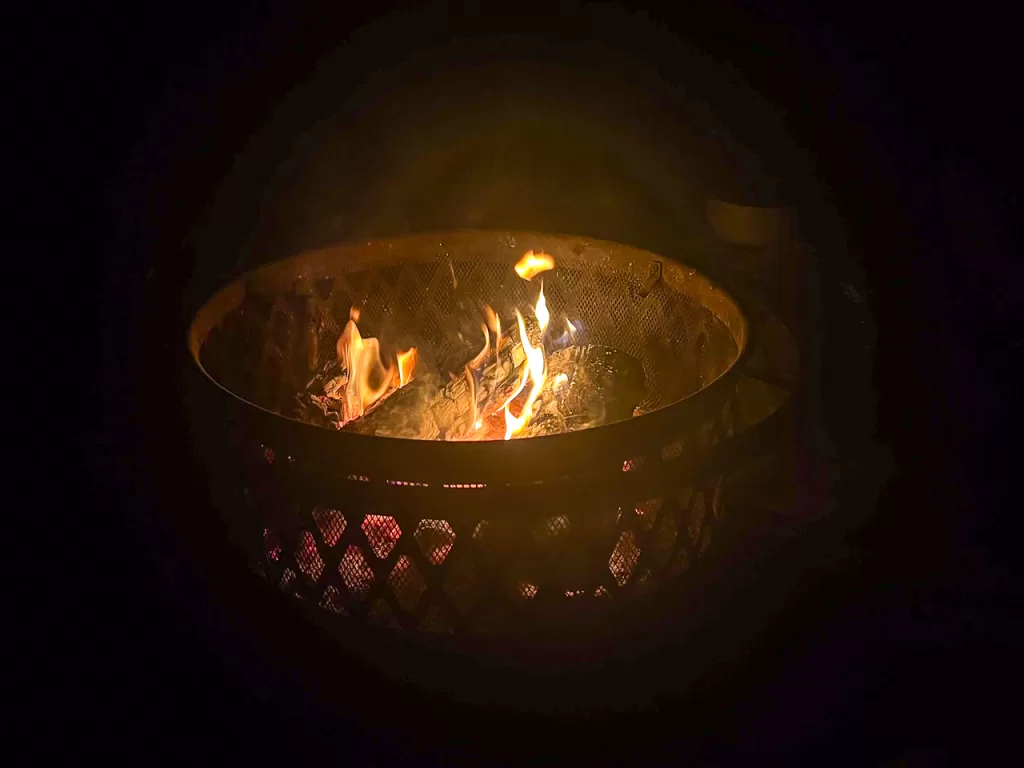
[187,231,796,642]
[303,250,646,441]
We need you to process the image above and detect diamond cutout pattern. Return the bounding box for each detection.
[609,530,640,587]
[517,582,538,600]
[339,545,374,597]
[414,519,456,565]
[388,555,427,611]
[362,515,401,559]
[533,515,570,544]
[263,527,281,563]
[295,531,325,583]
[312,507,346,547]
[220,238,767,637]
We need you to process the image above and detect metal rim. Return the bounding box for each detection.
[187,230,754,482]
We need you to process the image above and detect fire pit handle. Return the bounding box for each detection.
[638,260,663,298]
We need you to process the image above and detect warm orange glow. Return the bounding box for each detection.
[503,309,547,440]
[514,250,555,280]
[336,307,418,422]
[498,254,558,439]
[468,323,490,369]
[535,280,550,331]
[485,305,501,354]
[464,365,478,433]
[553,372,569,390]
[396,347,418,387]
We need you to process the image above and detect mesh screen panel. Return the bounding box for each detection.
[200,234,741,428]
[190,232,797,640]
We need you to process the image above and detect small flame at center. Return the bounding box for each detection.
[535,280,550,332]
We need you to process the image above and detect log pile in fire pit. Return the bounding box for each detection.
[299,251,647,441]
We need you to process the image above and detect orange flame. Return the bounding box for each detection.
[514,250,555,280]
[503,308,548,440]
[336,307,418,423]
[468,324,490,369]
[485,305,501,354]
[396,347,418,386]
[535,280,550,332]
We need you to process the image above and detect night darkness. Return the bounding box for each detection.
[25,1,1019,763]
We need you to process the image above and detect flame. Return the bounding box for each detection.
[485,305,501,353]
[468,323,490,369]
[553,372,569,390]
[535,280,550,332]
[566,318,577,337]
[335,307,418,423]
[499,254,558,439]
[396,347,418,386]
[514,250,555,280]
[503,309,548,440]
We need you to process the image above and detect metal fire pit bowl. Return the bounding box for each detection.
[187,230,794,651]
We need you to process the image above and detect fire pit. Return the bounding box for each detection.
[187,230,795,646]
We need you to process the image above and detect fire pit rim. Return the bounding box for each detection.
[187,230,754,483]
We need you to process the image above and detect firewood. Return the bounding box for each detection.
[428,313,540,438]
[340,378,441,439]
[523,345,646,436]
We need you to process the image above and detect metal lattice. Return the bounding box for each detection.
[191,231,799,640]
[201,234,740,427]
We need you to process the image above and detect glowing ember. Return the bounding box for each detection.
[514,250,555,280]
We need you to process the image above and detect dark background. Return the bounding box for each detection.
[24,0,1018,763]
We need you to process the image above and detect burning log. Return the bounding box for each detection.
[428,314,541,438]
[340,378,442,439]
[339,314,541,439]
[318,326,644,441]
